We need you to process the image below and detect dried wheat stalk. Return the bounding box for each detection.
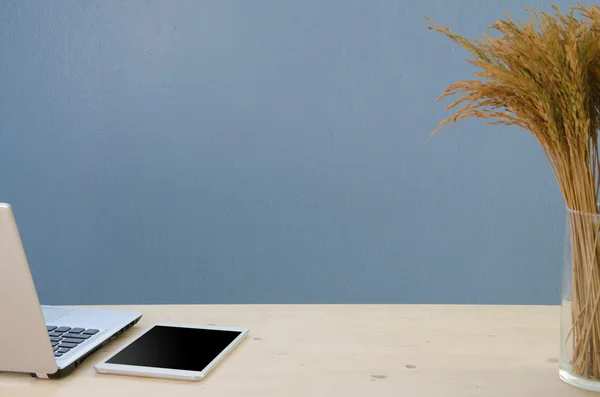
[428,4,600,378]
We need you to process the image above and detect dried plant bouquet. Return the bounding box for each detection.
[428,4,600,386]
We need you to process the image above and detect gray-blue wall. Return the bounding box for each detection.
[0,0,580,305]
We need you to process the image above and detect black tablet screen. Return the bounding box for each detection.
[106,325,242,372]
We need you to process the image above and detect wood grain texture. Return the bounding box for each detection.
[0,305,592,396]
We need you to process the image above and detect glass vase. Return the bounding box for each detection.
[560,208,600,391]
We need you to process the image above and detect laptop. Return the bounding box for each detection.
[0,203,142,379]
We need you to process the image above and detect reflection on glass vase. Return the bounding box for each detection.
[560,208,600,392]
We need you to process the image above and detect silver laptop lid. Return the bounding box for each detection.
[0,203,57,374]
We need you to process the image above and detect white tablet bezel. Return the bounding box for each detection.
[94,322,248,381]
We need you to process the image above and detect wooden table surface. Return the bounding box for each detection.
[0,305,594,396]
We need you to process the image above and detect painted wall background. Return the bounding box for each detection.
[0,0,582,304]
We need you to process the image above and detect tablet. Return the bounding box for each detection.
[94,323,248,381]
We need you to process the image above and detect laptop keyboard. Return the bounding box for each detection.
[46,326,99,358]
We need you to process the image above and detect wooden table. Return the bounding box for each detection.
[0,305,593,396]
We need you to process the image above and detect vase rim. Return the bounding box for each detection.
[567,207,600,217]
